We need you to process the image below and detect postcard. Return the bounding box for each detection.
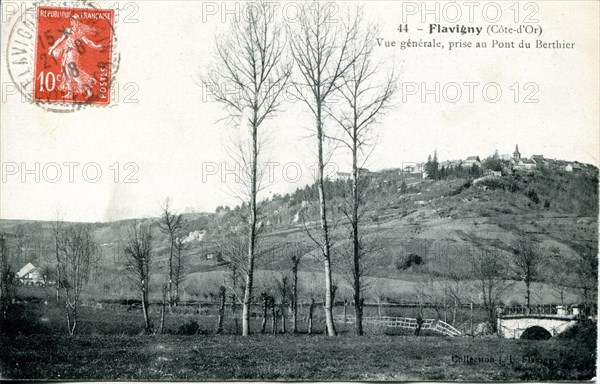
[1,0,598,381]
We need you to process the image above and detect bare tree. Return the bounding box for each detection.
[158,198,185,309]
[289,1,361,337]
[57,224,99,335]
[123,221,153,333]
[512,238,543,312]
[546,246,571,306]
[203,0,291,337]
[571,248,598,315]
[330,17,396,335]
[173,236,187,305]
[471,248,511,332]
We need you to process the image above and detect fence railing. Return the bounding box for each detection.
[334,315,461,337]
[499,305,572,317]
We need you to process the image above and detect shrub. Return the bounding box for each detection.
[177,320,201,335]
[526,189,540,204]
[557,321,596,343]
[397,253,423,270]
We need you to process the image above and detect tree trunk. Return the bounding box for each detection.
[232,294,238,333]
[316,110,336,337]
[215,286,225,334]
[280,304,286,334]
[470,302,474,336]
[173,276,179,307]
[525,278,531,313]
[261,294,268,333]
[560,289,564,306]
[167,238,174,311]
[66,302,77,336]
[292,263,299,333]
[308,298,315,334]
[242,121,258,336]
[351,137,364,336]
[343,300,347,323]
[159,285,167,334]
[272,306,278,335]
[71,306,77,335]
[141,288,150,333]
[355,298,364,336]
[56,267,61,302]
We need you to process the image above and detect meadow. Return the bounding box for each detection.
[0,299,596,381]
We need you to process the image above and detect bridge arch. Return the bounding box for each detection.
[520,325,552,340]
[497,315,579,338]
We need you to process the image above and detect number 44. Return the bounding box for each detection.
[397,24,408,33]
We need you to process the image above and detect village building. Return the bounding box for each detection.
[16,262,44,285]
[331,171,351,181]
[565,163,583,172]
[484,169,502,178]
[463,156,481,167]
[513,144,521,160]
[513,158,538,171]
[438,160,462,170]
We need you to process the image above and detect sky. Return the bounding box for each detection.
[1,0,599,222]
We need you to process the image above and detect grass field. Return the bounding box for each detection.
[0,301,596,381]
[1,332,595,381]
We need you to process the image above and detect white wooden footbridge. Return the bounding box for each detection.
[335,315,462,337]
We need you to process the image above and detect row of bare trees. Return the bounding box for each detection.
[121,200,188,334]
[203,1,396,337]
[38,199,188,335]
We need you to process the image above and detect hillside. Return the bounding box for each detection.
[1,164,597,306]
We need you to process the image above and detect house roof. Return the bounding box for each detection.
[521,159,537,164]
[465,156,480,161]
[17,262,37,278]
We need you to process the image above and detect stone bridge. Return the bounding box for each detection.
[497,314,579,339]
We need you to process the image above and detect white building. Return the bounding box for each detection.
[16,262,44,285]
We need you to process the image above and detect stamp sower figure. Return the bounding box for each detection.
[48,14,102,99]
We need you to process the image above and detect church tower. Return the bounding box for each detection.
[513,144,521,160]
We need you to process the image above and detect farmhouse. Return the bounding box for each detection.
[16,262,44,285]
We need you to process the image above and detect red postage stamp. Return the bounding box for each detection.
[33,6,114,105]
